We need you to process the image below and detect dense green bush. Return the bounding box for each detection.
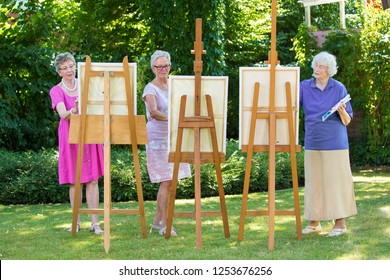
[0,141,305,205]
[0,148,65,204]
[358,4,390,164]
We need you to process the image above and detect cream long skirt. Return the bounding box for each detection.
[304,149,357,221]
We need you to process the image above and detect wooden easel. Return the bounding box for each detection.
[165,18,230,249]
[69,56,148,253]
[237,0,302,250]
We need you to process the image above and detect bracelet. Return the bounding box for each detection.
[69,108,74,115]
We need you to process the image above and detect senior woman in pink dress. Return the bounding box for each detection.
[50,52,104,234]
[142,50,191,236]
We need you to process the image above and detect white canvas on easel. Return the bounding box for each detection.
[168,76,228,154]
[77,62,137,115]
[239,66,300,149]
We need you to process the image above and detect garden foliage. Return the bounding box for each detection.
[0,142,304,205]
[0,1,389,204]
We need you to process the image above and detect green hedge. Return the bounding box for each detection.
[0,140,305,205]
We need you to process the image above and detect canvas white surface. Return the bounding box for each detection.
[77,62,137,115]
[239,66,300,148]
[168,76,228,153]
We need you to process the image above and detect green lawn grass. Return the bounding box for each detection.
[0,167,389,260]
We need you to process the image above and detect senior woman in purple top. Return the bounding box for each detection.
[300,51,357,237]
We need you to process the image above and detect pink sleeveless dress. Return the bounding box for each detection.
[50,85,104,185]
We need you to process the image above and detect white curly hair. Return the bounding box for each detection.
[311,51,338,77]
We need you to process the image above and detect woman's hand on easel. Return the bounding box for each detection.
[74,99,79,114]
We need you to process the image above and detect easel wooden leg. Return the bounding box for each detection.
[132,145,147,237]
[71,57,91,236]
[291,151,302,240]
[238,83,260,241]
[285,82,302,240]
[212,149,230,238]
[112,58,149,245]
[103,143,111,253]
[103,71,111,253]
[206,95,230,238]
[71,180,82,236]
[165,96,187,239]
[268,114,276,251]
[194,127,203,249]
[122,56,147,238]
[71,149,83,236]
[165,169,179,239]
[238,154,252,241]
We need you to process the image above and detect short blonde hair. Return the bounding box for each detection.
[150,50,171,68]
[311,51,338,77]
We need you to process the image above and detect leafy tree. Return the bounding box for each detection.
[71,0,149,62]
[139,0,226,76]
[359,3,390,164]
[277,0,305,64]
[0,0,77,151]
[1,0,388,168]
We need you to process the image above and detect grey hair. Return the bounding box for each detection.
[150,50,171,68]
[54,52,76,72]
[311,51,338,77]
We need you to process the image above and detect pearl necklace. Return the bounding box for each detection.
[61,78,77,91]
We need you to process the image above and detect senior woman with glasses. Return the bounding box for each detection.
[142,50,191,236]
[50,52,104,234]
[299,51,357,237]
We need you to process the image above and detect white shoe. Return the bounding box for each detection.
[90,223,104,234]
[67,222,80,233]
[159,226,177,237]
[328,227,347,237]
[150,221,163,233]
[302,224,322,234]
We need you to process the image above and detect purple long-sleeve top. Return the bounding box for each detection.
[300,78,353,150]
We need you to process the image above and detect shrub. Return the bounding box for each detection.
[0,141,305,205]
[0,148,66,204]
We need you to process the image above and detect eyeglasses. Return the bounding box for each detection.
[59,64,75,71]
[153,64,171,70]
[313,63,328,70]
